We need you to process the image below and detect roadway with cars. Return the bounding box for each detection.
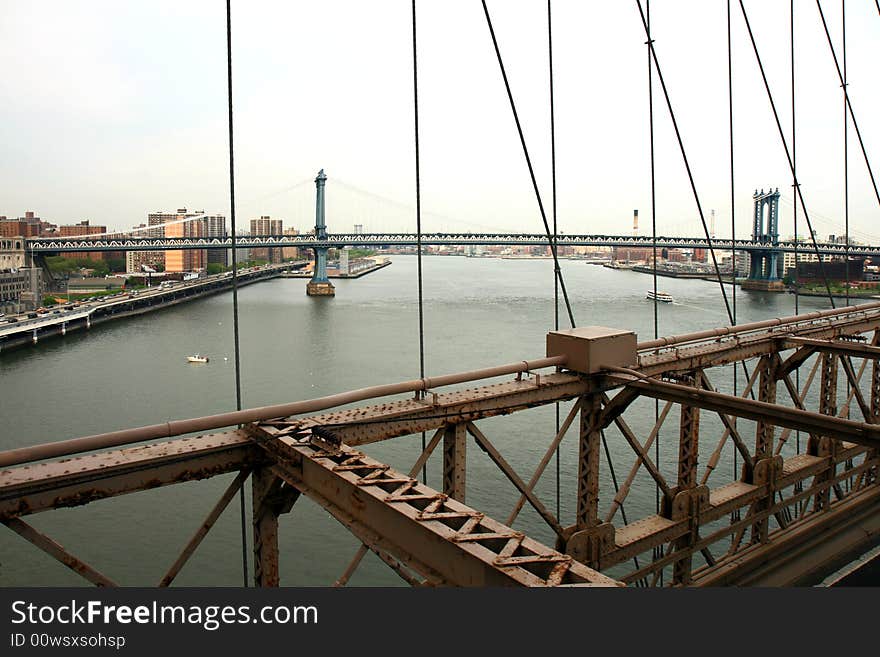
[0,263,302,350]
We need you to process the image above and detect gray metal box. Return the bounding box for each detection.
[546,326,637,374]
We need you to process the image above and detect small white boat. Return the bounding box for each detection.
[187,354,209,363]
[646,290,674,303]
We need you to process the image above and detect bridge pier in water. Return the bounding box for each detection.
[306,168,335,297]
[742,188,785,292]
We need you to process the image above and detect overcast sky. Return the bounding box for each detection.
[1,1,878,241]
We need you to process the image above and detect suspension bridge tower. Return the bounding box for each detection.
[306,169,336,297]
[742,188,785,292]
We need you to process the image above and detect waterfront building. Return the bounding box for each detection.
[0,211,55,237]
[282,227,301,260]
[250,216,283,263]
[0,238,43,311]
[164,209,207,273]
[205,214,228,268]
[58,220,110,262]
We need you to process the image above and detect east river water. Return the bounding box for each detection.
[0,256,846,586]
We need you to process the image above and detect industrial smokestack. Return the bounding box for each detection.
[633,209,639,237]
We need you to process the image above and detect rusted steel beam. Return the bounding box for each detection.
[443,424,467,502]
[837,357,869,420]
[282,374,591,446]
[695,371,755,479]
[604,399,672,503]
[0,431,265,520]
[159,469,250,587]
[671,373,701,585]
[691,485,880,586]
[617,456,878,582]
[777,371,820,445]
[752,355,780,545]
[466,422,564,540]
[614,376,880,450]
[252,467,301,587]
[308,477,448,587]
[507,399,581,525]
[335,426,445,587]
[3,517,117,587]
[576,395,603,530]
[676,375,701,491]
[810,353,839,513]
[637,314,880,376]
[605,401,673,524]
[776,346,817,380]
[867,332,880,487]
[783,336,880,359]
[596,387,640,430]
[838,354,872,421]
[754,355,779,460]
[638,301,880,350]
[700,363,762,485]
[774,358,821,456]
[0,356,568,469]
[246,423,620,587]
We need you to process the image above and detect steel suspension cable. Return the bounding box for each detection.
[547,0,561,520]
[737,0,837,309]
[633,0,734,325]
[791,0,801,455]
[411,0,427,483]
[647,0,658,347]
[636,0,754,423]
[647,0,662,534]
[480,0,575,329]
[815,1,880,213]
[479,1,639,545]
[842,0,851,416]
[842,0,849,307]
[225,0,248,587]
[728,0,739,481]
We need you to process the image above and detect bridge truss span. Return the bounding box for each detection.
[23,233,880,257]
[2,303,880,586]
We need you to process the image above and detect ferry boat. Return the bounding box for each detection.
[187,354,209,363]
[646,290,674,303]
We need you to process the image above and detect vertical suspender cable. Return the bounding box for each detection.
[225,0,248,587]
[791,0,801,456]
[647,0,661,521]
[647,0,658,346]
[547,0,561,520]
[842,1,851,420]
[481,0,576,329]
[737,0,836,309]
[481,2,638,565]
[411,0,427,483]
[634,0,734,323]
[814,2,880,212]
[728,0,739,479]
[646,0,663,585]
[636,0,756,414]
[842,0,849,307]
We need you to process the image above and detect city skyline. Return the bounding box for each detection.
[1,1,878,241]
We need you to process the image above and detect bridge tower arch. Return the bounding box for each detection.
[743,188,784,291]
[306,169,336,297]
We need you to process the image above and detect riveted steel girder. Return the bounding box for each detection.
[0,431,265,520]
[245,423,621,587]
